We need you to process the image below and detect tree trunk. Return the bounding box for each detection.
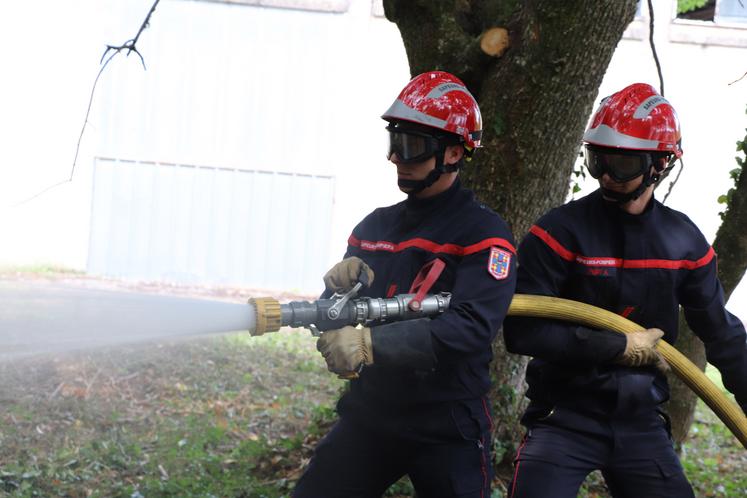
[384,0,638,478]
[667,126,747,446]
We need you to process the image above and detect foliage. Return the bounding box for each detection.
[678,0,711,14]
[569,147,588,200]
[717,106,746,220]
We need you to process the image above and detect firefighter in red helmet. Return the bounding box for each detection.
[294,71,516,497]
[583,82,683,208]
[503,83,747,497]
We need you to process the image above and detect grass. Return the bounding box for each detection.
[0,272,743,497]
[0,331,345,497]
[2,333,744,497]
[679,365,747,498]
[0,264,83,276]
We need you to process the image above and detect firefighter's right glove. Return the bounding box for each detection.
[323,257,374,293]
[616,328,669,372]
[316,325,373,375]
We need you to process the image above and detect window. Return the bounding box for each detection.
[672,0,747,47]
[716,0,747,23]
[194,0,351,13]
[677,0,747,23]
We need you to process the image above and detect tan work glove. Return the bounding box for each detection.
[323,257,374,293]
[316,325,373,376]
[617,328,669,372]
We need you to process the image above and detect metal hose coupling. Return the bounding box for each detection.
[249,297,282,336]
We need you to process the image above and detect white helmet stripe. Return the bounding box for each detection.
[382,99,448,128]
[633,95,669,118]
[425,82,477,102]
[583,124,660,149]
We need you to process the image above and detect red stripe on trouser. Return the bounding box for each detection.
[481,397,494,432]
[478,398,493,497]
[510,435,529,498]
[480,436,487,498]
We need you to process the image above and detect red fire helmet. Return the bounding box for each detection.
[382,71,483,149]
[583,83,683,158]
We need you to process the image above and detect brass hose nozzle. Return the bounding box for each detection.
[249,297,282,336]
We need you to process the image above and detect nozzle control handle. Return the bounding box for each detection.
[327,282,362,320]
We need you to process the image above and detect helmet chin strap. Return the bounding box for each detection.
[398,148,459,195]
[601,162,674,205]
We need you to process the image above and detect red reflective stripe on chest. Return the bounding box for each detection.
[347,234,516,255]
[529,225,716,270]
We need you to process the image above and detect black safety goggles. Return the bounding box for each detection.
[584,145,657,182]
[386,126,443,164]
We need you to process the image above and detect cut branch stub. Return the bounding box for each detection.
[480,27,510,57]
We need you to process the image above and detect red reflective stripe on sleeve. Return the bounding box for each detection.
[528,225,575,262]
[463,237,516,255]
[348,236,516,256]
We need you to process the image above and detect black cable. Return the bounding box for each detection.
[647,0,665,96]
[662,158,684,204]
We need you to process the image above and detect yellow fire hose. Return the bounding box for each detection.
[252,292,747,448]
[509,294,747,449]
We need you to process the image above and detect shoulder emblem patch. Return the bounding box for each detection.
[488,246,511,280]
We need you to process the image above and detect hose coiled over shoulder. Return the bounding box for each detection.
[508,294,747,449]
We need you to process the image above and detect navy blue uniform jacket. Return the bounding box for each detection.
[504,189,747,422]
[335,180,516,437]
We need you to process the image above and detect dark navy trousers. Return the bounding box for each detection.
[508,408,694,498]
[293,411,492,498]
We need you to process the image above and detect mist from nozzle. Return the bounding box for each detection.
[0,280,257,361]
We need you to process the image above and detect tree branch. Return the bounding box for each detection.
[13,0,161,207]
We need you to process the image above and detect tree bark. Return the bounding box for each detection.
[667,127,747,446]
[384,0,638,479]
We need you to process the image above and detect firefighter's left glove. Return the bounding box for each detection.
[617,328,669,372]
[316,325,373,375]
[323,257,374,293]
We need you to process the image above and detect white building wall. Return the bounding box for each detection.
[0,0,411,293]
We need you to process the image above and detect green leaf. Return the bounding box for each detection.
[677,0,709,14]
[717,194,728,204]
